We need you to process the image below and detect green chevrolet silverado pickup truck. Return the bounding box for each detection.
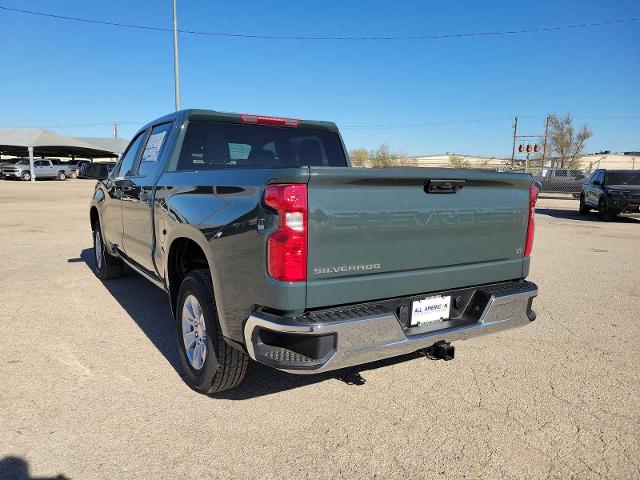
[89,109,539,394]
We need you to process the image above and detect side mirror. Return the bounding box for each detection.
[592,180,601,186]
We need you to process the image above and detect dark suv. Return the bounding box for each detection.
[579,169,640,220]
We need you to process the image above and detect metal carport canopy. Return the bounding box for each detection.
[0,128,119,158]
[0,128,120,182]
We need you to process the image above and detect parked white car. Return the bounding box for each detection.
[0,159,72,181]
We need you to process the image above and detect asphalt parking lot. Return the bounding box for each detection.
[1,180,639,480]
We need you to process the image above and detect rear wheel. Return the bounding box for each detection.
[176,269,248,394]
[21,171,31,181]
[579,195,590,214]
[57,171,66,181]
[93,224,123,279]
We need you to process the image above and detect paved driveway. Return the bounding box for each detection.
[1,181,638,479]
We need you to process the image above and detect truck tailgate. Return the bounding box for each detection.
[306,167,532,308]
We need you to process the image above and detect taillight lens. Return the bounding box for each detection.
[264,184,307,282]
[524,184,539,257]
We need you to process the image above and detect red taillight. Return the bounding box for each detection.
[264,184,307,282]
[524,184,539,257]
[240,114,300,127]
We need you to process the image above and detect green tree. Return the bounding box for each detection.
[348,148,369,167]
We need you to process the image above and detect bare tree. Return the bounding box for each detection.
[448,154,471,169]
[547,114,592,168]
[348,144,408,168]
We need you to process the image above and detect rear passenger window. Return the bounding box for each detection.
[137,123,172,177]
[168,121,347,172]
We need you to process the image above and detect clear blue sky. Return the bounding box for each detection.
[1,0,638,156]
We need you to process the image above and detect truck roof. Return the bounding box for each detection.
[599,169,638,173]
[142,109,340,134]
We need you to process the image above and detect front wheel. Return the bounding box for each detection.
[598,198,613,222]
[93,224,122,279]
[176,269,248,394]
[579,195,590,214]
[57,171,66,181]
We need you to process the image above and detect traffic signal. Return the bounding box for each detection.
[518,144,524,152]
[526,144,532,153]
[533,144,540,152]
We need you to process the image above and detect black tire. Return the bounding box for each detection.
[92,223,123,279]
[21,171,31,181]
[579,195,590,214]
[57,171,66,181]
[176,269,248,394]
[598,198,613,222]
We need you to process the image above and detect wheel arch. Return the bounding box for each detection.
[90,206,100,230]
[164,232,227,333]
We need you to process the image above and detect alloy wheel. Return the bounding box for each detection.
[181,294,208,370]
[95,230,103,269]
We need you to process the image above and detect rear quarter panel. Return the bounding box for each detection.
[154,168,310,342]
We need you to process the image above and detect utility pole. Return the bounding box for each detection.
[541,115,550,168]
[511,116,518,165]
[113,123,119,139]
[172,0,181,111]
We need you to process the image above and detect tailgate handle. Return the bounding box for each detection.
[425,179,466,194]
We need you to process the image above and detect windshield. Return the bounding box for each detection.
[16,160,29,165]
[606,172,640,186]
[171,121,348,171]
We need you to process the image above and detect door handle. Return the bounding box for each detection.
[424,179,466,194]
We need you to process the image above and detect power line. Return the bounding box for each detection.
[341,114,640,129]
[3,115,639,131]
[1,5,638,41]
[0,121,142,129]
[341,116,515,129]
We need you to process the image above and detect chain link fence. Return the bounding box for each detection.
[530,168,590,198]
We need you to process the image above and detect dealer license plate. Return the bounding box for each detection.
[411,295,451,326]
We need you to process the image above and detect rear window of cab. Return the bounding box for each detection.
[168,121,347,172]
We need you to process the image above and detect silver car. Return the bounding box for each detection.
[1,159,72,181]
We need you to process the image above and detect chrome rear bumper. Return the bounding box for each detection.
[244,281,537,374]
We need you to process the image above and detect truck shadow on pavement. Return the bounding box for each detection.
[536,207,640,223]
[0,456,69,480]
[74,249,427,400]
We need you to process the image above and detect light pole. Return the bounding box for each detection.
[172,0,181,111]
